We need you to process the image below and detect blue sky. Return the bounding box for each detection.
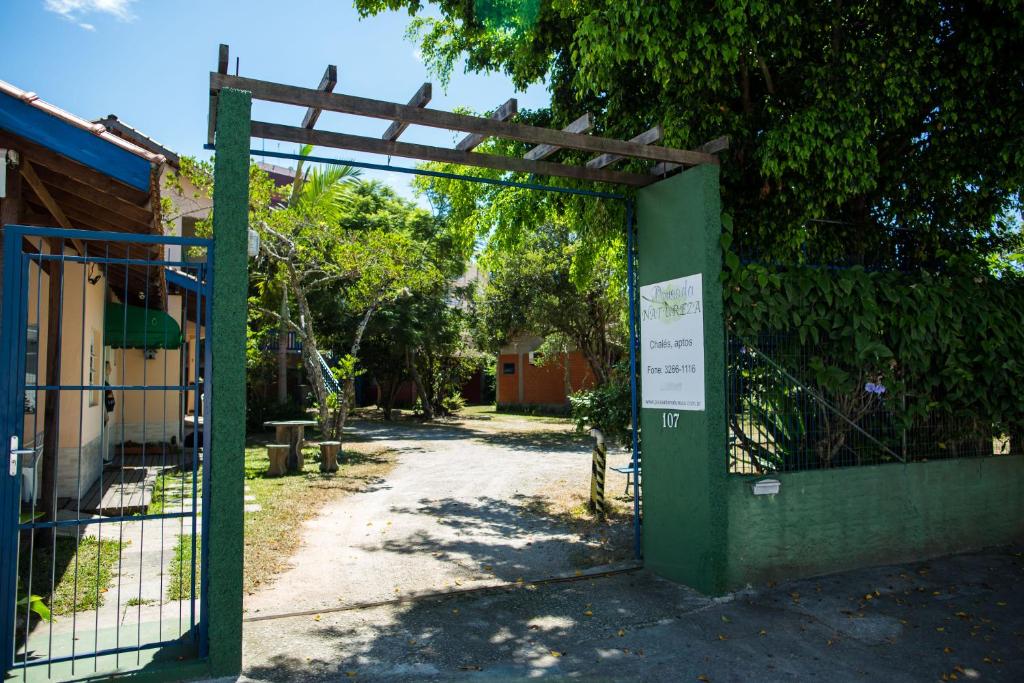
[1,0,551,199]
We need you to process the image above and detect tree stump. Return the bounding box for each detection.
[319,441,341,473]
[274,425,289,443]
[266,444,290,477]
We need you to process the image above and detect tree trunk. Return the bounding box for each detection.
[289,269,330,434]
[330,303,378,439]
[276,294,290,406]
[407,347,433,420]
[562,347,573,405]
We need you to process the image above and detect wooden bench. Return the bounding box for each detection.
[610,461,641,496]
[318,441,341,473]
[266,444,290,477]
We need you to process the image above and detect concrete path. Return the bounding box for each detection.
[241,544,1024,682]
[244,414,625,618]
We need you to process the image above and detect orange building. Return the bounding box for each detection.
[496,334,595,411]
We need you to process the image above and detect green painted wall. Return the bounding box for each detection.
[636,165,728,594]
[206,88,251,678]
[726,456,1024,588]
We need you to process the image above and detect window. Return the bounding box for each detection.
[502,362,516,375]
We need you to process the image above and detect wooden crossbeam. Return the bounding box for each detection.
[211,73,717,167]
[207,44,230,144]
[382,83,432,141]
[455,98,518,151]
[301,65,338,129]
[651,136,731,176]
[250,121,656,187]
[19,160,87,255]
[30,163,153,226]
[586,126,663,169]
[523,113,594,161]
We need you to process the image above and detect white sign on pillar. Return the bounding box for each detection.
[639,273,705,410]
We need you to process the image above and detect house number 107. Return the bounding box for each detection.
[662,412,680,428]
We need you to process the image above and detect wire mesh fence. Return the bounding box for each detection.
[726,329,1009,474]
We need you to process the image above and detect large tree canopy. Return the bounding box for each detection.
[357,0,1023,269]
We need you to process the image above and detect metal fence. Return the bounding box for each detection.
[726,329,1007,474]
[2,226,212,677]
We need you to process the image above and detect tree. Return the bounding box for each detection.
[253,167,439,439]
[474,221,625,385]
[356,0,1023,270]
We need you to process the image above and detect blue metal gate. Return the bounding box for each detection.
[1,225,213,678]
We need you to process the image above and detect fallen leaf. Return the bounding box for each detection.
[697,676,710,682]
[550,650,563,658]
[943,647,953,654]
[345,672,357,678]
[583,610,593,617]
[758,629,767,637]
[721,616,731,623]
[313,614,322,622]
[617,629,625,637]
[452,608,459,615]
[717,634,728,641]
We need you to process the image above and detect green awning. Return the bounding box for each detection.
[104,302,183,350]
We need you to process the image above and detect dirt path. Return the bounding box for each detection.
[243,412,633,619]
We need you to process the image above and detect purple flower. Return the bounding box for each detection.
[864,382,887,395]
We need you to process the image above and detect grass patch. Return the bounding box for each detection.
[241,436,397,595]
[148,468,200,516]
[167,534,199,601]
[520,474,635,569]
[125,597,154,607]
[18,536,123,616]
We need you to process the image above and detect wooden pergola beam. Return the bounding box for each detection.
[524,113,594,161]
[250,121,656,186]
[210,73,717,167]
[586,126,663,169]
[382,83,432,141]
[455,98,518,151]
[207,44,230,145]
[651,136,731,176]
[301,65,338,129]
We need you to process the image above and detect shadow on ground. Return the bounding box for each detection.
[362,495,632,579]
[242,544,1024,682]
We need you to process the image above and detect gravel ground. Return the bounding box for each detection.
[235,414,1024,682]
[243,413,631,619]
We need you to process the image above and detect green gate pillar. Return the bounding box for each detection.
[207,87,251,676]
[636,164,728,595]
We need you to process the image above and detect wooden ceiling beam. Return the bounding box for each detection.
[19,160,87,255]
[524,113,594,161]
[586,126,663,170]
[301,65,338,129]
[211,73,717,166]
[30,164,154,225]
[455,98,518,151]
[251,121,656,187]
[382,83,432,142]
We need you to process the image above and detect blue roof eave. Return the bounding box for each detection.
[0,91,152,192]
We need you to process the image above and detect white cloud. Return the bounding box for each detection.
[44,0,136,28]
